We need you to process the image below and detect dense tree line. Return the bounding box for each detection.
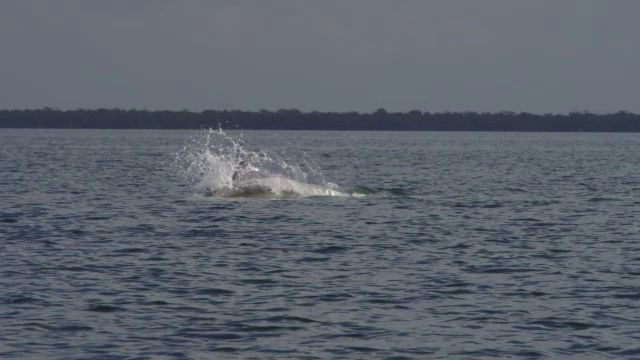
[1,108,640,131]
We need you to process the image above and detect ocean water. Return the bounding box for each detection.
[1,129,640,359]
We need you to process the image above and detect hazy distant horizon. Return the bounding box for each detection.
[2,1,639,114]
[1,107,639,116]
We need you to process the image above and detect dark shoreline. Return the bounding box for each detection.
[2,108,640,132]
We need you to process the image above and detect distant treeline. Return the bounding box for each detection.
[2,108,640,131]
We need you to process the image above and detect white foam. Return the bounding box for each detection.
[176,128,349,198]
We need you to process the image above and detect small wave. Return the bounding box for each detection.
[2,293,49,305]
[196,288,235,296]
[344,186,416,197]
[587,196,619,202]
[384,187,417,196]
[312,245,349,254]
[266,315,322,324]
[86,304,124,313]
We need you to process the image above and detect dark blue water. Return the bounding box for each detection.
[2,129,640,359]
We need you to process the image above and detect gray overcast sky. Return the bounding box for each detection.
[1,0,639,113]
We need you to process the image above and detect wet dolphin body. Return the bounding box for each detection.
[224,176,346,198]
[232,152,260,181]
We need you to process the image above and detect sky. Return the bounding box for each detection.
[1,0,639,113]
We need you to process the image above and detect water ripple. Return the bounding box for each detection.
[2,130,640,358]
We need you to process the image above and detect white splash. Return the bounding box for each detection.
[176,128,349,198]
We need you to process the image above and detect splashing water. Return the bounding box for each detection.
[176,128,348,198]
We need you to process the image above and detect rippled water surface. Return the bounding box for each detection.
[2,129,640,359]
